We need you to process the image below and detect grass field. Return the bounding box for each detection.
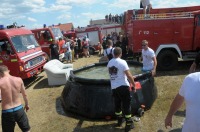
[0,55,193,132]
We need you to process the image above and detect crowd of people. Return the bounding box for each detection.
[100,32,129,61]
[48,31,130,65]
[49,36,91,64]
[105,13,124,24]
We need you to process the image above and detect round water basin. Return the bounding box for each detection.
[61,61,157,119]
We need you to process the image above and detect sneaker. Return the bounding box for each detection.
[125,118,134,132]
[133,116,140,122]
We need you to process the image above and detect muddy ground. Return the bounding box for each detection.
[0,55,192,132]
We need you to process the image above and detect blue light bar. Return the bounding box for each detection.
[0,25,4,29]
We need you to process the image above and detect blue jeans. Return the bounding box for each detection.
[65,51,72,61]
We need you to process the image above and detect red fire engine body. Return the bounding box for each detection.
[0,26,46,79]
[75,24,123,54]
[31,27,64,60]
[124,5,200,70]
[63,30,76,39]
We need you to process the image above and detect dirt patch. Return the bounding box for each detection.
[0,55,192,132]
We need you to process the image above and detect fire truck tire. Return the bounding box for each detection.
[157,50,178,70]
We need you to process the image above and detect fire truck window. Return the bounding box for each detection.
[0,40,4,52]
[35,32,40,39]
[39,31,44,40]
[6,42,14,54]
[11,35,39,52]
[43,30,51,40]
[0,40,13,54]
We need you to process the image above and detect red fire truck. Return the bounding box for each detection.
[125,6,200,70]
[0,24,46,79]
[75,24,122,54]
[31,26,64,60]
[63,30,76,39]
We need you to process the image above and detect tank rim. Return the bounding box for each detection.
[70,61,144,84]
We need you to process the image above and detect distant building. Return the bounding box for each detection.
[89,19,110,26]
[49,23,74,34]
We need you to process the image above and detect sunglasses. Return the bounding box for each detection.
[142,44,147,47]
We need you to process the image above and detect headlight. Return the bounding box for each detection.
[25,61,31,69]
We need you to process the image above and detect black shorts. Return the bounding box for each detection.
[2,105,30,132]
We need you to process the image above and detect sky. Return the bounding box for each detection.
[0,0,200,29]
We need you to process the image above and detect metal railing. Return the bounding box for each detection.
[133,12,194,20]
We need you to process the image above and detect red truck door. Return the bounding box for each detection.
[33,30,52,57]
[173,18,194,51]
[193,14,200,50]
[0,39,19,77]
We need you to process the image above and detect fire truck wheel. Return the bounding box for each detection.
[157,50,178,70]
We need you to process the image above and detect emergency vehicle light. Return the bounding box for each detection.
[0,25,4,29]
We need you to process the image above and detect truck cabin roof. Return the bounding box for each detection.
[0,28,33,37]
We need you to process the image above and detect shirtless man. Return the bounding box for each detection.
[0,65,30,132]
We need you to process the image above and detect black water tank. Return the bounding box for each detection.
[61,61,157,119]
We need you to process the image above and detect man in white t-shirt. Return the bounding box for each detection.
[107,47,135,132]
[141,40,157,76]
[165,72,200,132]
[63,38,72,63]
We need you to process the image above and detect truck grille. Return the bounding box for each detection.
[30,56,43,67]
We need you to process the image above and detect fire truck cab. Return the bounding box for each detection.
[31,26,64,60]
[125,6,200,70]
[0,25,46,79]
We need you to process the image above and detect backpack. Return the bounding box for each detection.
[102,41,107,49]
[106,48,113,60]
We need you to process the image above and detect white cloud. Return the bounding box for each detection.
[81,12,104,20]
[57,14,71,20]
[56,0,98,5]
[31,7,48,13]
[109,0,139,9]
[9,16,26,22]
[50,4,72,11]
[32,4,72,13]
[152,0,199,8]
[21,0,45,8]
[30,23,43,29]
[27,17,37,22]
